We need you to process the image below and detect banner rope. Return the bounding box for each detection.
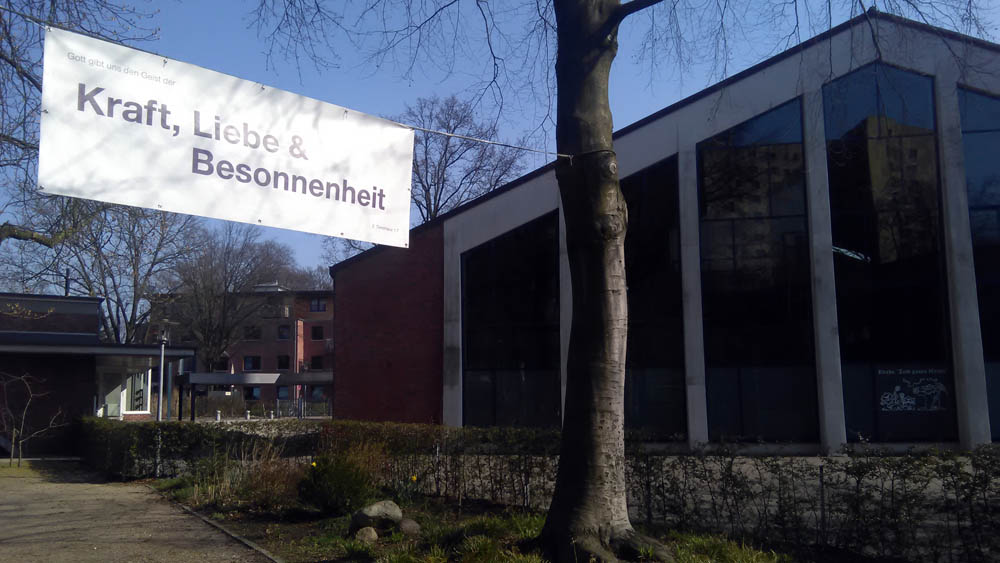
[405,124,571,159]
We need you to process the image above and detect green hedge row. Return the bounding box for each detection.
[77,418,561,479]
[77,418,321,478]
[316,419,562,456]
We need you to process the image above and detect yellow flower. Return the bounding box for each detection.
[410,475,417,482]
[311,461,317,467]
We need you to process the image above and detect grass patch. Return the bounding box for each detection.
[149,459,793,563]
[209,504,791,562]
[170,492,794,563]
[667,531,794,563]
[0,461,38,477]
[150,475,197,502]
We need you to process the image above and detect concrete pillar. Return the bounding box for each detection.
[678,146,709,447]
[558,206,571,422]
[802,90,848,454]
[442,225,463,427]
[935,77,992,448]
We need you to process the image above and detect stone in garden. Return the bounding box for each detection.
[349,500,403,534]
[398,518,421,536]
[355,526,378,544]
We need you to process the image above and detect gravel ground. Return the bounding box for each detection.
[0,461,272,563]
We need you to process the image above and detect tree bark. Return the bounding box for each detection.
[541,1,668,561]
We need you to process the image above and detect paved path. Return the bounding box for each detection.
[0,461,272,563]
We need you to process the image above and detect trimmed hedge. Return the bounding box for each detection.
[77,418,321,478]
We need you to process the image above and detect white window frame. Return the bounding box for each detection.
[121,368,152,415]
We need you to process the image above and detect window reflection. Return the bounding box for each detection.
[958,87,1000,441]
[621,156,686,438]
[824,63,955,442]
[462,212,561,428]
[697,98,819,442]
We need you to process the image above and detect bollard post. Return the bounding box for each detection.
[269,410,274,420]
[215,410,221,422]
[245,410,251,420]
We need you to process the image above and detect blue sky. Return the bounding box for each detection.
[147,1,997,268]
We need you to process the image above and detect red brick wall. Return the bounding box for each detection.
[295,292,333,372]
[333,224,444,423]
[221,291,333,375]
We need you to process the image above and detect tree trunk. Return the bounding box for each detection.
[541,1,666,561]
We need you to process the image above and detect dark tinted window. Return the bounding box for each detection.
[244,325,261,340]
[462,212,560,428]
[824,63,955,442]
[243,356,261,371]
[621,156,686,438]
[698,98,819,442]
[311,355,323,370]
[309,385,329,401]
[277,355,290,370]
[277,325,290,340]
[958,87,1000,440]
[311,325,324,340]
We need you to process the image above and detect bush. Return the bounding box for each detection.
[77,417,323,479]
[299,449,377,515]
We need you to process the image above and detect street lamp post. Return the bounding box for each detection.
[157,323,171,422]
[157,334,166,421]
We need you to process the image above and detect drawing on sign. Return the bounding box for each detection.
[879,377,948,412]
[880,385,916,411]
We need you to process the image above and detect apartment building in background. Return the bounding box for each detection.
[181,283,335,416]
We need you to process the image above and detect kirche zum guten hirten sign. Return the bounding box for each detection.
[38,27,414,247]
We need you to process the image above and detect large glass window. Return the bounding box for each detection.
[462,212,561,428]
[958,87,1000,441]
[824,63,955,442]
[100,372,122,417]
[621,156,686,438]
[125,371,149,412]
[698,98,819,442]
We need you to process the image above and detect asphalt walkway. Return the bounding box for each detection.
[0,461,272,563]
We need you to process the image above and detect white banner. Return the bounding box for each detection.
[39,28,413,247]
